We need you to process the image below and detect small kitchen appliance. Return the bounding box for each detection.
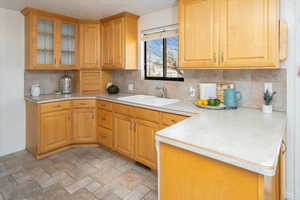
[224,88,242,109]
[60,72,72,94]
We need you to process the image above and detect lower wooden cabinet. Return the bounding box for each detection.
[114,113,134,158]
[72,108,97,143]
[26,99,188,162]
[134,119,159,169]
[40,110,72,154]
[97,126,113,149]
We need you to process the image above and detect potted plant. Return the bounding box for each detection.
[263,89,276,113]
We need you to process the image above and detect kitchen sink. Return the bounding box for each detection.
[117,95,179,106]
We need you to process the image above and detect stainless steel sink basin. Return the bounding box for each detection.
[117,95,179,106]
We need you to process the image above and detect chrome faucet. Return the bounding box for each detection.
[156,86,168,98]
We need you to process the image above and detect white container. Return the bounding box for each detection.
[31,84,41,97]
[262,104,273,114]
[199,83,217,99]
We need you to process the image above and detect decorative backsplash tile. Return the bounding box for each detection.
[24,70,75,95]
[112,69,287,112]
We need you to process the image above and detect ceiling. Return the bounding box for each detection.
[0,0,177,19]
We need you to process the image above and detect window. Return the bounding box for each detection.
[144,34,183,81]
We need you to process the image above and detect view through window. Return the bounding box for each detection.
[144,36,183,81]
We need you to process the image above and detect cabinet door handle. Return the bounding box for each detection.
[282,140,287,154]
[221,52,224,64]
[54,58,57,65]
[101,117,106,121]
[213,52,216,63]
[92,114,95,119]
[171,119,177,123]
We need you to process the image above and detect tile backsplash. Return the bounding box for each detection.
[24,69,287,112]
[112,69,287,112]
[24,70,75,96]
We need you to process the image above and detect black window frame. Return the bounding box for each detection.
[144,37,184,82]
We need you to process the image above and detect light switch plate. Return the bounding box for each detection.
[128,83,134,91]
[264,83,272,93]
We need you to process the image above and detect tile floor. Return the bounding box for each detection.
[0,147,158,200]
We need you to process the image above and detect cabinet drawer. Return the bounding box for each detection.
[40,101,71,113]
[97,100,112,111]
[97,109,113,129]
[133,107,160,123]
[112,103,134,117]
[72,100,96,108]
[162,113,188,126]
[97,126,113,149]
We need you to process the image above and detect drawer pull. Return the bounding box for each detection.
[101,135,107,139]
[80,103,87,106]
[101,117,106,121]
[171,119,177,123]
[101,104,106,107]
[53,105,62,108]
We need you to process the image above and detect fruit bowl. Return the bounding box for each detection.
[194,103,226,110]
[194,99,226,110]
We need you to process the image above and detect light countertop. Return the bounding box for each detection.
[24,93,199,116]
[25,93,286,176]
[156,108,286,176]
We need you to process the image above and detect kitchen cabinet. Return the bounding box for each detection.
[179,0,279,69]
[40,110,71,153]
[101,13,139,70]
[102,21,114,68]
[134,119,159,169]
[22,8,79,70]
[72,103,97,143]
[26,99,188,163]
[159,142,284,200]
[179,0,218,68]
[79,23,100,69]
[114,113,135,158]
[97,100,114,149]
[74,70,112,93]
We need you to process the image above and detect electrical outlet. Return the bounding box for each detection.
[128,83,134,91]
[189,86,196,97]
[264,83,272,93]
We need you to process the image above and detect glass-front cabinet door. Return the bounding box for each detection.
[22,8,79,70]
[36,18,56,68]
[59,22,78,69]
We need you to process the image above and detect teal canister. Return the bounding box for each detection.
[224,88,242,109]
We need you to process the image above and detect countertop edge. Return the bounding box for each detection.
[155,135,276,176]
[24,96,197,117]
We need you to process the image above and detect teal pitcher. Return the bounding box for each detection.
[224,88,242,109]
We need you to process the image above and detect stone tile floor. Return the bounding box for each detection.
[0,147,158,200]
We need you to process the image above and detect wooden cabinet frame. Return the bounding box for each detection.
[22,8,79,70]
[179,0,280,69]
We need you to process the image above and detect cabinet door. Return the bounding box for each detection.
[58,21,79,69]
[102,21,114,69]
[114,113,134,158]
[34,17,58,69]
[179,0,219,68]
[80,24,100,69]
[72,108,97,143]
[219,0,279,68]
[135,119,158,169]
[40,110,71,153]
[113,18,125,69]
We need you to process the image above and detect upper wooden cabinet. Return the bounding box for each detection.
[179,0,280,69]
[22,8,79,70]
[101,13,139,70]
[79,22,100,69]
[179,0,218,68]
